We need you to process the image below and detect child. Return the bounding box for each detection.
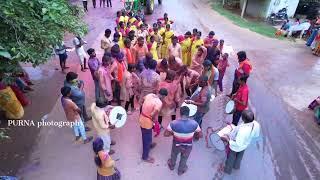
[219,39,224,54]
[147,35,159,60]
[124,64,140,114]
[60,86,93,144]
[218,53,229,92]
[118,22,126,37]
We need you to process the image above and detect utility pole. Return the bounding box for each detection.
[241,0,248,18]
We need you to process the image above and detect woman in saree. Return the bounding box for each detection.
[180,31,192,66]
[191,31,204,65]
[160,24,174,59]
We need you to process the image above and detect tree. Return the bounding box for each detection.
[0,0,88,84]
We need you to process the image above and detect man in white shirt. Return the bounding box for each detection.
[101,29,112,54]
[73,35,88,72]
[221,109,260,174]
[168,36,182,59]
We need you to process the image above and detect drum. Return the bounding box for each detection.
[209,124,235,151]
[217,124,235,137]
[225,100,235,114]
[109,106,127,128]
[181,102,197,117]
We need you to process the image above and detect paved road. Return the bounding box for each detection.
[2,0,320,179]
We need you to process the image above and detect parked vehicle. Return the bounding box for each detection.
[296,1,320,20]
[124,0,162,15]
[267,7,289,25]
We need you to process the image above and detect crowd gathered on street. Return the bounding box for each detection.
[57,6,262,179]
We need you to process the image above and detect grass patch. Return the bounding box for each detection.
[210,1,279,38]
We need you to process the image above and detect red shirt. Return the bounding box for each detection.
[235,84,249,111]
[236,60,252,78]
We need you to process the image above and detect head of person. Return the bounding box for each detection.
[128,30,135,40]
[111,44,121,58]
[116,11,121,17]
[164,13,168,19]
[92,137,104,167]
[237,51,247,63]
[180,106,190,118]
[238,74,249,85]
[124,38,131,48]
[202,60,212,71]
[192,28,198,36]
[128,64,136,73]
[66,72,78,83]
[197,45,205,56]
[160,58,168,69]
[165,24,171,31]
[222,53,229,60]
[172,36,178,45]
[87,48,96,58]
[105,29,111,38]
[102,54,112,67]
[140,24,146,31]
[128,12,133,18]
[178,65,189,76]
[127,22,132,28]
[241,109,254,124]
[153,23,158,29]
[121,10,126,16]
[165,70,176,82]
[158,88,168,100]
[113,32,120,42]
[220,39,225,46]
[212,39,219,48]
[61,86,71,97]
[157,20,162,27]
[198,75,208,87]
[148,60,157,71]
[209,31,215,38]
[119,22,125,29]
[145,52,153,61]
[150,35,155,43]
[137,37,144,47]
[196,31,202,39]
[164,17,169,24]
[116,52,125,62]
[184,31,192,39]
[96,98,107,109]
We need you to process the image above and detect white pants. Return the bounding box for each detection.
[99,134,111,152]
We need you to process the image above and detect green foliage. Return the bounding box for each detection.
[0,0,88,84]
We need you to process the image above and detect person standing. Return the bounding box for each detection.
[190,31,204,62]
[101,29,112,54]
[211,61,219,97]
[206,39,220,65]
[82,0,88,12]
[87,48,101,102]
[91,100,116,155]
[124,64,140,114]
[190,45,207,75]
[185,75,211,129]
[100,0,106,7]
[231,75,249,126]
[106,0,112,7]
[164,106,202,175]
[139,88,168,163]
[92,0,97,8]
[123,38,135,66]
[160,24,174,59]
[204,31,216,48]
[73,35,88,72]
[55,41,71,73]
[218,53,229,92]
[60,86,93,144]
[180,31,192,66]
[97,55,113,104]
[132,37,148,70]
[221,110,260,174]
[168,36,182,59]
[64,72,92,124]
[93,138,121,180]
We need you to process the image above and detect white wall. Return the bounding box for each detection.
[266,0,300,18]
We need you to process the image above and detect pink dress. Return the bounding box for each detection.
[98,66,114,101]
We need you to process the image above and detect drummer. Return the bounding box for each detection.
[91,99,116,155]
[185,75,211,129]
[231,75,249,126]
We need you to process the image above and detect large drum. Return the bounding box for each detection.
[225,100,235,114]
[209,124,235,151]
[109,106,127,128]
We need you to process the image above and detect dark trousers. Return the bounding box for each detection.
[168,142,192,173]
[224,149,245,174]
[186,85,198,97]
[113,81,121,106]
[58,53,67,70]
[125,95,134,111]
[193,111,205,127]
[83,1,88,12]
[141,127,152,160]
[92,0,96,8]
[158,115,176,125]
[100,0,105,7]
[232,110,243,126]
[79,104,89,122]
[107,0,112,7]
[218,70,225,92]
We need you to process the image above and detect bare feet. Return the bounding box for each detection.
[143,157,155,164]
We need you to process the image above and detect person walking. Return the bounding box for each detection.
[55,41,71,73]
[93,138,121,180]
[82,0,88,12]
[164,106,202,175]
[87,48,101,102]
[106,0,112,7]
[221,110,260,174]
[139,88,168,163]
[217,53,229,92]
[60,86,93,144]
[92,0,97,8]
[73,35,88,72]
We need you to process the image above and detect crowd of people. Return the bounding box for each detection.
[59,8,260,179]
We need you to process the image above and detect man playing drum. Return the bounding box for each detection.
[231,75,249,126]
